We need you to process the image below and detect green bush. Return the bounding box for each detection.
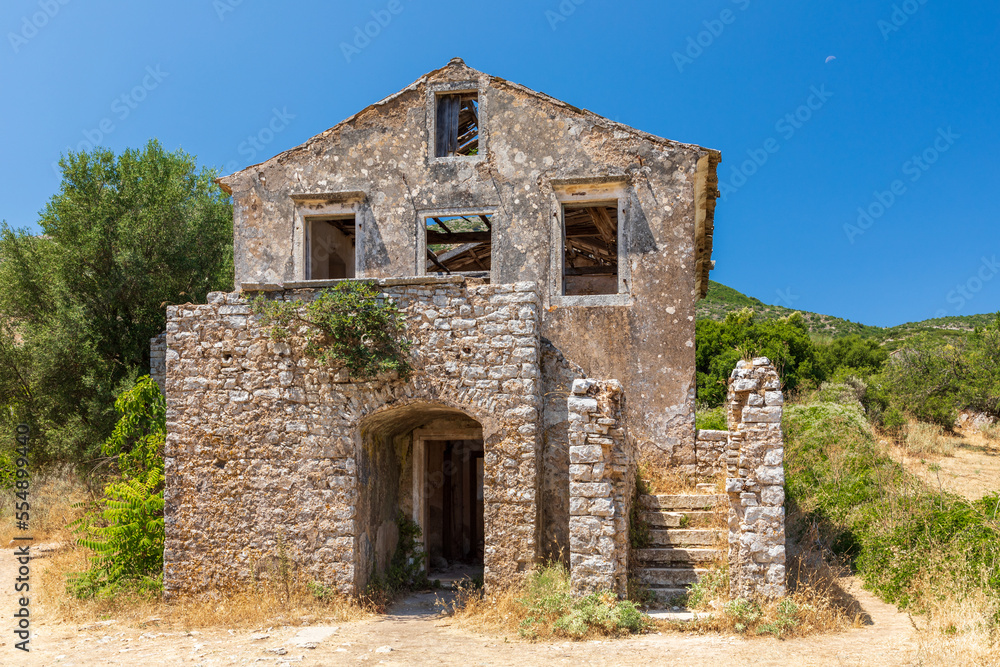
[696,309,823,406]
[516,563,648,639]
[695,405,727,431]
[252,281,412,380]
[364,511,428,602]
[784,399,1000,620]
[69,377,165,598]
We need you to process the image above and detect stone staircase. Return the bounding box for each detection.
[633,485,727,606]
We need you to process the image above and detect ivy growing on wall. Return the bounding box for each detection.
[251,281,412,380]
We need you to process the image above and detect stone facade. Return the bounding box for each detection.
[216,58,721,475]
[567,379,635,596]
[163,277,542,597]
[162,59,738,600]
[725,358,786,599]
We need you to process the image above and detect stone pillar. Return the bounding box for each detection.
[150,332,167,394]
[568,379,633,597]
[725,357,786,599]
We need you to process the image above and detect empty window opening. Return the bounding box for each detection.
[562,202,619,296]
[425,214,492,279]
[435,93,479,157]
[307,216,355,280]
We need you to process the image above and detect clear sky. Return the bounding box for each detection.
[1,0,997,327]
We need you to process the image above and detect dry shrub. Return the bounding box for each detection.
[38,544,370,630]
[904,420,956,456]
[0,464,92,544]
[637,463,722,495]
[910,566,1000,667]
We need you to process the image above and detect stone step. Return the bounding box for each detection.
[695,483,717,493]
[645,587,690,606]
[641,510,718,528]
[635,567,709,587]
[635,548,723,564]
[639,494,724,511]
[648,529,724,547]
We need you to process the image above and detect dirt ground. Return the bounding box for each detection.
[0,545,933,667]
[889,427,1000,501]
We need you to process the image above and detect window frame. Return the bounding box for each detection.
[416,207,497,280]
[291,195,365,283]
[427,81,486,164]
[550,181,632,307]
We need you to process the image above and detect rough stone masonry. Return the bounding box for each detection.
[163,277,542,597]
[725,358,786,599]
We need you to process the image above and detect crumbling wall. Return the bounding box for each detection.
[150,333,167,393]
[695,429,728,478]
[568,379,634,597]
[164,277,542,598]
[725,358,786,599]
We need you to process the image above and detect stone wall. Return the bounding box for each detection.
[724,358,786,599]
[568,379,634,597]
[649,428,727,480]
[695,429,728,478]
[163,277,542,598]
[150,333,167,393]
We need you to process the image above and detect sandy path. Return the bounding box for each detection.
[0,545,924,667]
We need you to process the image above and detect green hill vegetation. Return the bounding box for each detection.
[697,280,995,344]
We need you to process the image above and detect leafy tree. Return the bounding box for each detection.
[0,140,232,460]
[815,335,889,377]
[696,309,823,406]
[885,315,1000,428]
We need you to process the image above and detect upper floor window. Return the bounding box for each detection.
[420,211,494,281]
[306,216,355,280]
[562,202,619,296]
[551,180,630,305]
[435,92,479,157]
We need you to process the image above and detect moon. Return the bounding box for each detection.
[825,55,837,64]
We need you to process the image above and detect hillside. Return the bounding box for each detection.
[697,280,997,343]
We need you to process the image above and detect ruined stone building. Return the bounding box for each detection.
[160,58,784,601]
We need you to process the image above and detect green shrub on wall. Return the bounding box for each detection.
[251,281,412,380]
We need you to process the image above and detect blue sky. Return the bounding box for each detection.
[1,0,997,327]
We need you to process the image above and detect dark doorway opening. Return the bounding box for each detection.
[424,439,484,582]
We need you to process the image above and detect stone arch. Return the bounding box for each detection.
[351,391,540,592]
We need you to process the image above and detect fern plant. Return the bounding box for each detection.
[70,376,165,598]
[251,281,412,380]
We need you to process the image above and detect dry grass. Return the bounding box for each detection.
[909,566,1000,666]
[637,463,723,495]
[0,464,93,544]
[658,536,858,638]
[903,420,956,456]
[448,565,647,641]
[37,544,371,630]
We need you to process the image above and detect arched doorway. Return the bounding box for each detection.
[356,401,485,589]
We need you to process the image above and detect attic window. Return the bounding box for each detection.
[562,202,619,296]
[425,214,492,278]
[435,93,479,157]
[306,216,355,280]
